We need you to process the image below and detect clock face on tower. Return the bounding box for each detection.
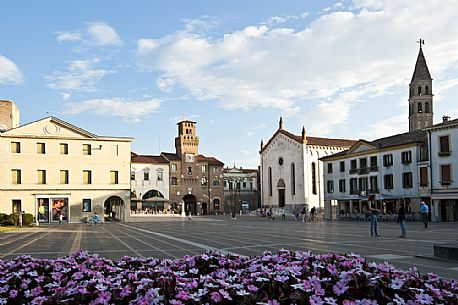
[185,154,195,162]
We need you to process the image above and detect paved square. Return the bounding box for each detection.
[1,216,457,280]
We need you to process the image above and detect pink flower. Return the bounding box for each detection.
[333,282,349,296]
[210,291,223,303]
[175,290,190,300]
[9,290,18,298]
[268,300,280,305]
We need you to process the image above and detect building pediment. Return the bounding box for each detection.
[2,116,98,139]
[347,141,377,154]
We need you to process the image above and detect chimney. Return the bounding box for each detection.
[442,115,450,122]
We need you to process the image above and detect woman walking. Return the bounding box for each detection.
[397,200,407,238]
[368,195,380,237]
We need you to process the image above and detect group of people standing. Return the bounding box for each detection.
[368,195,429,238]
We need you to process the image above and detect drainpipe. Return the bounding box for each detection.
[427,129,435,222]
[317,150,321,210]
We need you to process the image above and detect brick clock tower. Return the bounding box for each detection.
[409,40,433,132]
[164,121,224,215]
[175,121,200,158]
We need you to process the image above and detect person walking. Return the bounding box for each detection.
[397,200,407,238]
[420,201,429,228]
[368,196,380,237]
[281,208,286,220]
[310,207,316,222]
[58,212,63,225]
[301,207,307,222]
[188,211,193,222]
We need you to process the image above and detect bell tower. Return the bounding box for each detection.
[409,39,433,132]
[175,120,199,157]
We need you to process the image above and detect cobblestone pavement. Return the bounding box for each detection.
[1,216,457,280]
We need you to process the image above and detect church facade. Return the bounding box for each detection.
[259,118,356,214]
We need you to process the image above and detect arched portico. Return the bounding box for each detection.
[104,196,125,221]
[183,194,197,215]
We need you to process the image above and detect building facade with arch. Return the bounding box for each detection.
[259,118,356,214]
[0,100,133,223]
[130,153,170,213]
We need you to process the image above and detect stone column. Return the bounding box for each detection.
[181,201,186,217]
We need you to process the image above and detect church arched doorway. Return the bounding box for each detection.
[183,194,197,215]
[277,178,286,208]
[104,196,125,221]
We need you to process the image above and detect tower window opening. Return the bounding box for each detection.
[417,102,422,113]
[425,102,430,113]
[425,86,429,95]
[418,86,422,95]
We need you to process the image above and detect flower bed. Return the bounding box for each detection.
[0,250,456,304]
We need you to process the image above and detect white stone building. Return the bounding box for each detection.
[130,153,170,213]
[259,118,355,214]
[426,116,458,222]
[223,165,259,213]
[321,131,429,219]
[0,100,133,223]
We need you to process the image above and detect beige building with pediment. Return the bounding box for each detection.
[0,100,133,223]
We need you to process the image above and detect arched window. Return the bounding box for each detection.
[425,86,429,95]
[312,162,317,195]
[268,167,272,196]
[425,102,430,113]
[418,86,422,95]
[291,163,296,195]
[418,102,422,113]
[171,177,178,185]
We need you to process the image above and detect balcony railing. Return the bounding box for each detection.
[349,190,359,195]
[357,168,369,175]
[367,188,380,194]
[369,166,379,172]
[349,169,357,174]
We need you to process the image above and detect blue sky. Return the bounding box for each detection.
[2,0,458,168]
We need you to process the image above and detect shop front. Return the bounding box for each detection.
[37,196,69,223]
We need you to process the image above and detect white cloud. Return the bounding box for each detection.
[0,54,23,85]
[45,58,114,91]
[56,31,82,42]
[61,93,71,101]
[361,114,406,140]
[246,123,267,136]
[64,98,161,122]
[137,39,159,55]
[86,22,122,46]
[156,77,176,92]
[56,21,122,46]
[136,0,458,137]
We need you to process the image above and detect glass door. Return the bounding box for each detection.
[37,198,50,223]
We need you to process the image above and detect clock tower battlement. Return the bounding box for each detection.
[175,120,199,157]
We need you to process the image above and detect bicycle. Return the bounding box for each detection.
[86,217,102,225]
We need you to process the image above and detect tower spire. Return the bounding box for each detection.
[411,40,431,82]
[408,40,433,132]
[279,116,284,130]
[302,126,307,144]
